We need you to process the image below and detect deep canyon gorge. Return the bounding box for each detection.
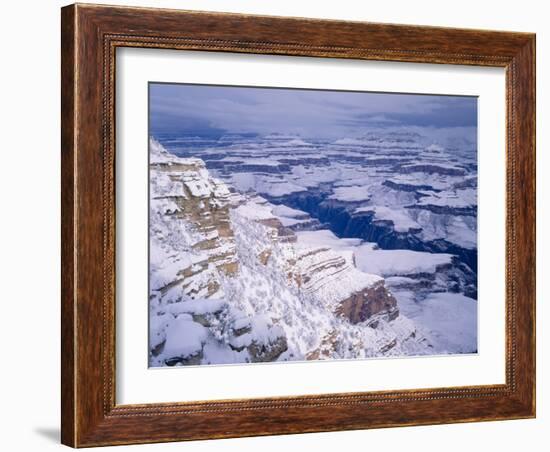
[149,130,478,367]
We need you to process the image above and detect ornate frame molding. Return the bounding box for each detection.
[62,4,535,447]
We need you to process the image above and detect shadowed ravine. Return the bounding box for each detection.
[264,190,477,296]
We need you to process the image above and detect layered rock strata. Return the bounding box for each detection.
[149,138,425,367]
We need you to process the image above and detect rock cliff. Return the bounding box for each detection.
[149,138,427,367]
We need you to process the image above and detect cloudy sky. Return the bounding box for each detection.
[149,83,477,140]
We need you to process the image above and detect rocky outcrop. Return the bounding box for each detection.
[406,203,476,217]
[257,218,297,243]
[248,336,288,362]
[227,315,288,362]
[241,202,400,326]
[149,138,238,300]
[149,139,428,367]
[383,179,441,193]
[336,280,399,325]
[205,161,292,174]
[399,163,466,176]
[305,331,338,360]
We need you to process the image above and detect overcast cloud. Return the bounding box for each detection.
[149,83,477,140]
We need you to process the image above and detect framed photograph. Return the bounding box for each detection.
[61,3,536,447]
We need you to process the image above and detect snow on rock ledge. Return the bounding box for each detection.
[149,138,427,366]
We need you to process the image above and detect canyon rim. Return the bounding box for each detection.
[148,83,478,367]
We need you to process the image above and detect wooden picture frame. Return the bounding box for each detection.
[61,3,535,447]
